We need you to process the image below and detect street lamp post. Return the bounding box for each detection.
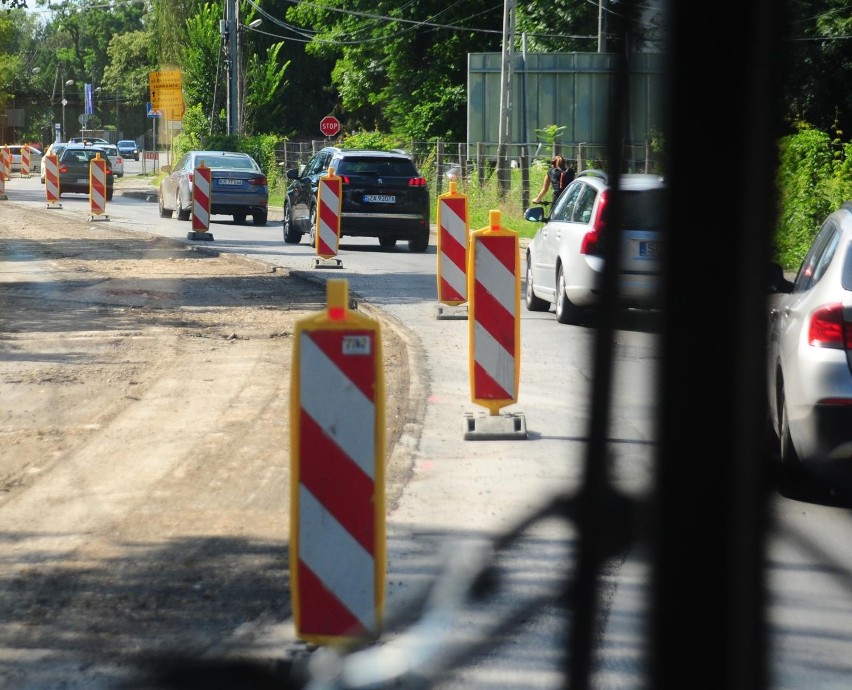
[61,79,74,142]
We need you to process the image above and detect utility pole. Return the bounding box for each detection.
[226,0,238,135]
[496,0,516,196]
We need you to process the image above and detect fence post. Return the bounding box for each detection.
[436,139,444,195]
[476,142,484,187]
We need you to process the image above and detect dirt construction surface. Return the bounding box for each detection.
[0,203,416,688]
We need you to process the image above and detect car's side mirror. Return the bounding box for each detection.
[768,262,794,293]
[524,206,545,223]
[286,168,300,180]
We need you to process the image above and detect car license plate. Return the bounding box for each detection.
[639,240,661,258]
[364,194,395,203]
[76,178,88,184]
[218,179,243,186]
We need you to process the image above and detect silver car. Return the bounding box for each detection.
[99,144,124,177]
[767,202,852,493]
[158,150,269,226]
[524,169,666,324]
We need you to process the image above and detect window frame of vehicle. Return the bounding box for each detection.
[794,220,841,292]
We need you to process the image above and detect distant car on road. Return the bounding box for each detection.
[282,146,431,252]
[99,143,124,177]
[524,169,667,324]
[5,144,42,174]
[57,144,114,200]
[157,150,269,226]
[40,142,68,183]
[767,201,852,495]
[69,136,109,145]
[117,139,139,161]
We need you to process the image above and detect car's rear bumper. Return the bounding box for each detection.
[340,213,429,239]
[790,400,852,464]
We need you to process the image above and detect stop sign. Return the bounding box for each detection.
[320,115,341,137]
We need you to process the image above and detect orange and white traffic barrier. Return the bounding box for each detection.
[190,161,212,240]
[314,167,342,267]
[20,145,31,178]
[436,179,470,308]
[290,279,386,645]
[0,163,6,200]
[1,146,10,182]
[43,153,61,208]
[467,210,521,415]
[89,153,109,221]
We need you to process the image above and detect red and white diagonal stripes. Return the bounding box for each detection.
[437,196,468,304]
[44,154,60,204]
[192,165,211,231]
[296,328,378,638]
[471,234,518,404]
[89,156,107,215]
[317,177,341,259]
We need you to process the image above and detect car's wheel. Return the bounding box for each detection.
[525,261,550,312]
[252,211,267,226]
[176,189,190,221]
[283,204,302,244]
[408,231,429,253]
[555,265,584,325]
[307,204,317,247]
[233,212,247,224]
[379,237,397,248]
[158,189,171,218]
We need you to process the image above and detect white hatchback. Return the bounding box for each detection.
[524,169,667,325]
[98,144,124,177]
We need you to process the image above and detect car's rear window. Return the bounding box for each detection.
[617,189,667,230]
[335,157,418,177]
[196,155,257,170]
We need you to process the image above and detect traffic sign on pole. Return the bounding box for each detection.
[290,278,386,645]
[320,115,341,137]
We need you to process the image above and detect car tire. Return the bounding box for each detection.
[525,261,550,312]
[158,189,172,218]
[308,204,317,247]
[555,265,584,325]
[176,190,190,221]
[408,231,429,253]
[233,212,247,224]
[252,211,268,226]
[379,237,397,248]
[283,204,302,244]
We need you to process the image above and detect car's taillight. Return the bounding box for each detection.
[188,172,193,183]
[248,176,267,186]
[116,157,122,164]
[807,303,852,350]
[409,177,427,187]
[59,164,68,173]
[340,175,350,184]
[580,189,608,255]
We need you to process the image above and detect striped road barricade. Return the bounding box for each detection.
[20,145,31,178]
[435,179,470,319]
[313,167,343,269]
[290,278,385,645]
[464,210,527,440]
[44,153,61,208]
[188,161,213,241]
[1,146,10,182]
[89,153,110,222]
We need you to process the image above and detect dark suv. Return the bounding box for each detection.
[282,147,431,252]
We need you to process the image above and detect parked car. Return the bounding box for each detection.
[56,144,114,199]
[767,202,852,494]
[523,169,667,324]
[99,143,124,177]
[39,142,68,183]
[282,147,431,252]
[116,139,139,161]
[5,144,42,174]
[157,150,268,225]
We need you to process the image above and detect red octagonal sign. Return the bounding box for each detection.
[320,115,341,137]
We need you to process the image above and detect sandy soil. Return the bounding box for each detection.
[0,202,418,688]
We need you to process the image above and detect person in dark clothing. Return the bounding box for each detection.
[533,155,575,206]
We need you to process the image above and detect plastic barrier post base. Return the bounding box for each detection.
[462,410,528,441]
[187,231,214,241]
[434,303,468,320]
[312,256,343,269]
[88,213,110,222]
